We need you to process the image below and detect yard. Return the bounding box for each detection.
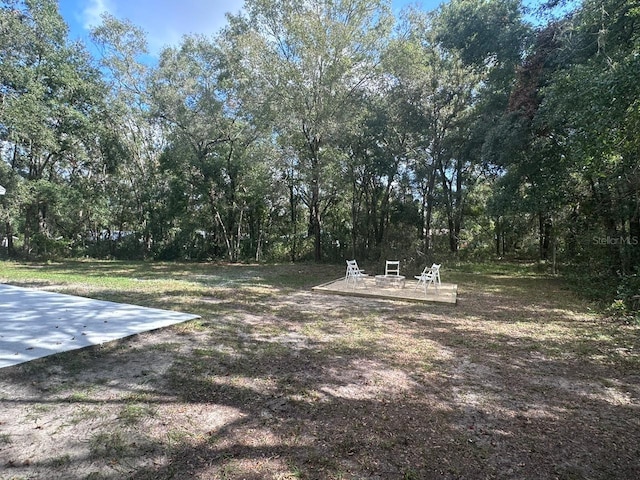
[0,260,639,479]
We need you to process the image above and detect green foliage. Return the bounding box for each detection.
[226,0,395,261]
[0,0,110,259]
[613,271,640,317]
[434,0,530,69]
[0,0,638,307]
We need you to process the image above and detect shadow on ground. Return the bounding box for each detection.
[0,262,638,479]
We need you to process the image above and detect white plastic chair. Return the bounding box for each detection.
[345,259,368,288]
[414,263,441,294]
[385,260,400,277]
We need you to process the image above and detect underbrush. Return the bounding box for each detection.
[562,265,640,324]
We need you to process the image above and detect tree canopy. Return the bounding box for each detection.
[1,0,639,305]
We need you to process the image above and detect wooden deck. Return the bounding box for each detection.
[312,277,457,304]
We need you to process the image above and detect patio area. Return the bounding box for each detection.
[312,277,457,304]
[0,283,200,369]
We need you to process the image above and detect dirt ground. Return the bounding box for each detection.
[0,263,639,479]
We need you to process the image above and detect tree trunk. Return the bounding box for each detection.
[350,174,361,259]
[5,222,14,256]
[421,169,437,255]
[629,210,640,270]
[552,233,557,275]
[309,199,321,262]
[439,156,465,254]
[309,156,322,262]
[539,212,552,260]
[289,181,298,263]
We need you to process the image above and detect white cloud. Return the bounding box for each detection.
[80,0,116,30]
[76,0,244,54]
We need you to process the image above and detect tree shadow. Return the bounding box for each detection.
[0,263,639,479]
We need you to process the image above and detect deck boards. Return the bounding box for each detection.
[312,277,457,304]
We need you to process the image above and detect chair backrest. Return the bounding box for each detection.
[385,260,400,276]
[346,259,362,276]
[430,264,441,282]
[420,263,441,278]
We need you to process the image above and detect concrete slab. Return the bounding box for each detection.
[0,284,200,369]
[312,277,457,304]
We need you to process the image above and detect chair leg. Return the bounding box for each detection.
[422,278,439,296]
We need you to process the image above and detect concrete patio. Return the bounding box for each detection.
[0,283,199,369]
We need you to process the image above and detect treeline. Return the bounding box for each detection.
[0,0,639,300]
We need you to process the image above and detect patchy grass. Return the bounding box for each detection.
[0,260,639,479]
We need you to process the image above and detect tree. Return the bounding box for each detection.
[90,15,172,258]
[537,0,640,273]
[151,33,275,262]
[0,0,107,257]
[384,7,482,256]
[429,0,536,257]
[483,20,568,264]
[225,0,394,261]
[337,86,413,260]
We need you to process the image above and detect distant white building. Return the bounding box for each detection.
[0,185,5,195]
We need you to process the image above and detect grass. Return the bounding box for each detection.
[88,431,129,459]
[0,259,639,479]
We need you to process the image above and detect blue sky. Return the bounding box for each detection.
[59,0,447,55]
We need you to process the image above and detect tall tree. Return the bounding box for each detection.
[151,34,273,262]
[340,91,408,259]
[385,8,481,255]
[483,20,566,263]
[538,0,640,273]
[225,0,394,261]
[91,15,168,258]
[0,0,106,256]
